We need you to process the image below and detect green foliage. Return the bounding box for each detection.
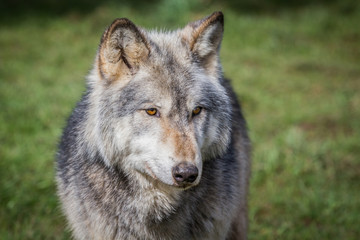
[1,0,359,239]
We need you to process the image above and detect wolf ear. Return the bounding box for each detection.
[98,18,150,82]
[182,12,224,74]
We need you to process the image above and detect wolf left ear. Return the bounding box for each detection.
[98,18,150,82]
[182,12,224,74]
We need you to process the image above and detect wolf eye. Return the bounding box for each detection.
[146,108,158,116]
[192,106,202,116]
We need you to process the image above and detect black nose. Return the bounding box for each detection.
[172,162,199,186]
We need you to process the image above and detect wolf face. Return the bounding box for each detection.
[85,12,232,188]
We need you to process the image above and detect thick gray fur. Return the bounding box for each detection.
[56,12,251,240]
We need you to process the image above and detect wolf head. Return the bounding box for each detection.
[86,12,232,189]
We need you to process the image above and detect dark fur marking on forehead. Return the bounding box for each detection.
[167,74,192,122]
[98,81,148,118]
[115,82,145,117]
[147,46,192,120]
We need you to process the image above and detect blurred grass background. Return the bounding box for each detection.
[0,0,359,239]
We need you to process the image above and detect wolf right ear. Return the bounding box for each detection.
[182,12,224,75]
[98,18,150,82]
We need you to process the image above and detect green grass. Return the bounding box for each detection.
[1,0,359,239]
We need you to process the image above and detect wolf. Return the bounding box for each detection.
[56,11,251,240]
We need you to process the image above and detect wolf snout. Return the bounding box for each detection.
[172,162,199,187]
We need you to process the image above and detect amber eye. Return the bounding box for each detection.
[192,106,202,116]
[146,108,158,116]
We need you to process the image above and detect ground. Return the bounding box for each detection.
[0,0,359,239]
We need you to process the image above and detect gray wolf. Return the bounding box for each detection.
[56,11,251,240]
